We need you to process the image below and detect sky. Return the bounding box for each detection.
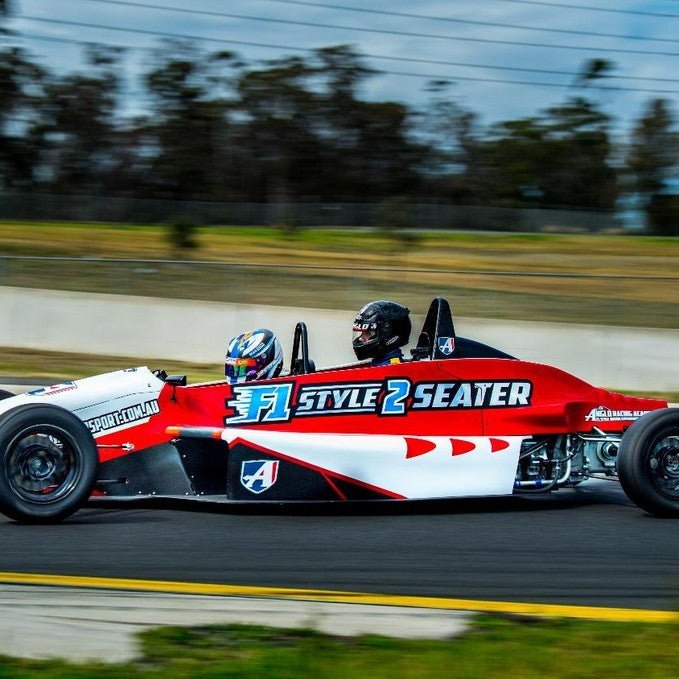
[4,0,679,135]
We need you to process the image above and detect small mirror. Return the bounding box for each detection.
[165,374,187,387]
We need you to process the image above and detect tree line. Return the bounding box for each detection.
[1,30,678,231]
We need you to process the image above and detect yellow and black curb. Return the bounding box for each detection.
[0,571,677,624]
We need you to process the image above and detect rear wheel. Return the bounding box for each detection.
[617,408,679,517]
[0,404,98,523]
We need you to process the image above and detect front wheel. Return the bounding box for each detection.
[0,404,99,523]
[617,408,679,517]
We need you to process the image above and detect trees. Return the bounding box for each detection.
[626,99,678,234]
[36,47,123,194]
[646,194,679,236]
[234,54,320,203]
[310,45,424,200]
[479,96,617,209]
[0,1,11,38]
[420,82,483,202]
[628,99,678,198]
[144,46,238,201]
[541,97,617,209]
[418,65,618,211]
[229,45,423,202]
[1,37,676,229]
[0,47,45,189]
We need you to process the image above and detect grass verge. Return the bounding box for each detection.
[0,347,221,384]
[1,617,679,678]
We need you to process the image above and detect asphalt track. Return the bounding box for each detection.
[1,482,678,612]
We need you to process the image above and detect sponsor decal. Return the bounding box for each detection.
[227,383,294,425]
[27,381,77,397]
[240,460,279,493]
[84,399,160,434]
[408,380,531,411]
[437,336,455,356]
[585,406,651,422]
[297,382,383,416]
[225,379,532,425]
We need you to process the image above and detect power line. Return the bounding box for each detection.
[18,12,679,58]
[82,0,679,44]
[85,0,679,44]
[255,0,679,41]
[12,29,679,94]
[375,69,679,94]
[18,30,679,85]
[492,0,679,19]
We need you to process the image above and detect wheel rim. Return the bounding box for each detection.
[4,425,82,504]
[647,431,679,500]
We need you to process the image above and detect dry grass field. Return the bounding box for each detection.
[0,221,677,327]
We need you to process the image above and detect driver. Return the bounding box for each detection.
[352,300,411,366]
[225,328,284,383]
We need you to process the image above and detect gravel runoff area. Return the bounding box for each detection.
[0,585,471,663]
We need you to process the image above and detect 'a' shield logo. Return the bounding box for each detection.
[437,336,455,356]
[240,460,279,494]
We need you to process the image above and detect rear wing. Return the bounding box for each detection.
[411,297,457,360]
[412,297,515,361]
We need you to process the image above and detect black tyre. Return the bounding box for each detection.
[617,408,679,517]
[0,390,15,401]
[0,404,99,523]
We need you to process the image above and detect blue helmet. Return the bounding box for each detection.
[225,329,284,384]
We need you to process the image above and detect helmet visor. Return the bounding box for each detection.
[352,323,377,345]
[225,356,258,382]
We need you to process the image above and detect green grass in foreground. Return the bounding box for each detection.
[1,347,677,402]
[1,618,679,678]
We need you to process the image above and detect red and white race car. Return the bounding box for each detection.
[0,298,676,523]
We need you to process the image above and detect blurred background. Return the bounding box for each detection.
[0,0,677,392]
[1,6,679,669]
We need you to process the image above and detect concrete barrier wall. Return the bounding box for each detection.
[1,286,677,391]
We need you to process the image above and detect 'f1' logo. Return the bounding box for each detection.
[226,383,293,425]
[241,460,279,493]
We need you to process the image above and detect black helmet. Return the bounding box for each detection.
[352,300,411,361]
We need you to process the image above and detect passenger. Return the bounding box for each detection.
[352,301,411,366]
[225,329,284,383]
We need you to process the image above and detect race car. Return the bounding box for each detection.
[0,297,676,523]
